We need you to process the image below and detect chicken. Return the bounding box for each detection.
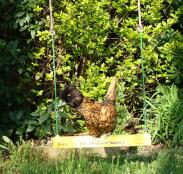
[60,76,117,137]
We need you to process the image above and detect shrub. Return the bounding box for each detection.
[146,84,183,146]
[1,0,183,140]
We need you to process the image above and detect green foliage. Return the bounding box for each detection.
[33,0,183,140]
[1,0,183,144]
[0,0,49,138]
[146,85,183,146]
[55,0,110,57]
[78,62,111,100]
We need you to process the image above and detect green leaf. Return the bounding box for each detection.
[38,114,49,124]
[31,112,39,117]
[45,73,53,80]
[16,111,23,120]
[20,25,28,31]
[2,136,12,144]
[16,11,25,17]
[18,68,23,74]
[31,30,36,39]
[28,120,37,125]
[9,112,16,121]
[16,127,25,135]
[26,125,35,133]
[56,68,62,75]
[25,13,31,22]
[37,90,43,96]
[62,127,76,133]
[0,144,9,150]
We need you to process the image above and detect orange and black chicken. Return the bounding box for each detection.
[60,76,117,137]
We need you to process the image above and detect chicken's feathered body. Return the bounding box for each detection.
[78,98,117,137]
[61,76,117,137]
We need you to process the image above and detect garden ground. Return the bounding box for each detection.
[0,141,183,174]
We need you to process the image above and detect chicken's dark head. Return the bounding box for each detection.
[60,85,83,108]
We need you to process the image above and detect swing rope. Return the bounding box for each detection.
[138,0,147,131]
[49,0,59,135]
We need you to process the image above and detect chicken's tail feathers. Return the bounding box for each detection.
[103,76,117,104]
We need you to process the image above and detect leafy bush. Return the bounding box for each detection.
[146,85,183,146]
[0,1,35,138]
[1,0,183,142]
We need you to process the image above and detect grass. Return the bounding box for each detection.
[0,141,183,174]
